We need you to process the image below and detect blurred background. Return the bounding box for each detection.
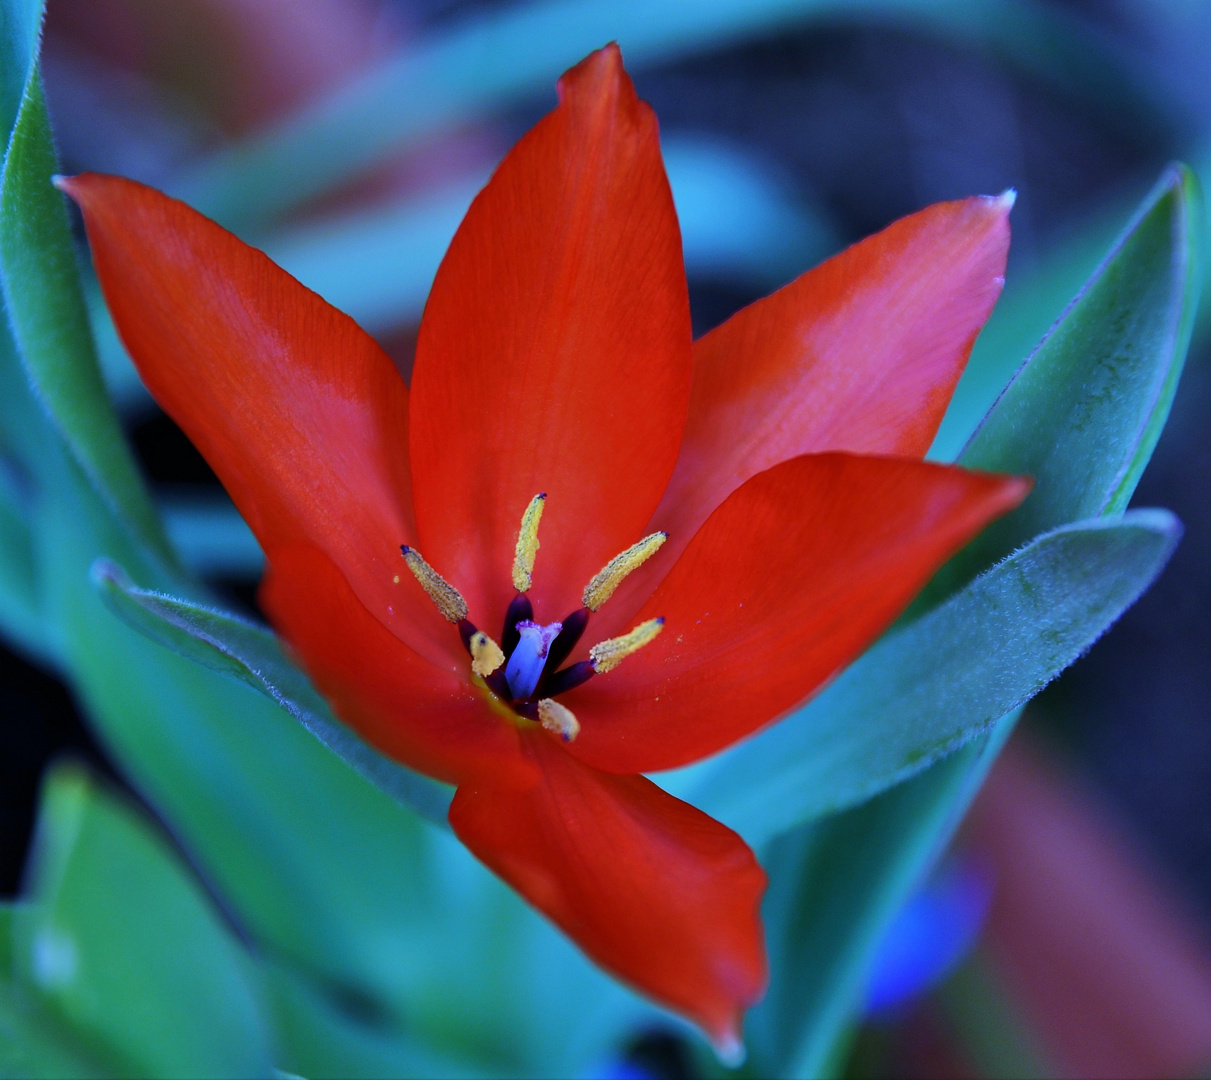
[3,1,1211,1076]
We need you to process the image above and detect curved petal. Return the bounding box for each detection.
[61,173,455,664]
[261,545,537,788]
[449,733,766,1048]
[409,45,692,633]
[564,453,1030,774]
[657,194,1013,549]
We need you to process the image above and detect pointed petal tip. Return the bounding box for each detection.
[558,40,628,101]
[995,187,1017,210]
[711,1029,747,1068]
[1003,471,1034,507]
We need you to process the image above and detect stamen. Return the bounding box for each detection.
[543,606,590,674]
[511,492,546,592]
[589,617,665,674]
[542,659,594,697]
[400,545,467,622]
[538,698,581,742]
[582,532,667,611]
[469,631,505,678]
[501,594,534,656]
[504,619,562,700]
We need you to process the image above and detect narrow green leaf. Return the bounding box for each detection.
[922,165,1201,607]
[0,903,16,979]
[34,442,443,1036]
[11,765,275,1079]
[0,982,114,1080]
[0,58,452,1051]
[0,454,42,658]
[681,511,1180,843]
[745,721,1014,1079]
[749,166,1202,1076]
[938,952,1056,1080]
[0,0,42,142]
[91,558,453,827]
[260,958,507,1080]
[0,67,173,565]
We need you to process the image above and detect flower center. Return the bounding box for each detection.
[399,493,665,741]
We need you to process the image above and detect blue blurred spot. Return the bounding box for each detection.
[864,857,993,1015]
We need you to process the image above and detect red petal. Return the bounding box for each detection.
[449,733,766,1047]
[564,453,1030,774]
[409,45,692,632]
[61,173,455,664]
[261,545,536,788]
[658,195,1012,548]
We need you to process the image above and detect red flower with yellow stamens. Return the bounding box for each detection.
[62,44,1028,1051]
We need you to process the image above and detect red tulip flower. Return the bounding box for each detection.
[62,45,1027,1051]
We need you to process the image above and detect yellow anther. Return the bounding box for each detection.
[400,545,467,622]
[469,631,505,678]
[511,492,546,592]
[582,531,667,611]
[589,617,664,674]
[538,698,581,742]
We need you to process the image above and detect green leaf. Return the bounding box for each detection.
[260,958,507,1080]
[679,511,1180,844]
[745,723,1014,1078]
[937,952,1056,1080]
[11,765,274,1079]
[0,66,173,565]
[921,165,1201,608]
[0,904,16,979]
[0,983,114,1080]
[91,558,453,827]
[745,166,1202,1076]
[0,449,42,658]
[0,0,42,142]
[16,412,453,1050]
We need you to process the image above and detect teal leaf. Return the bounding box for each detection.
[32,440,443,1039]
[0,0,42,141]
[10,765,275,1079]
[0,984,114,1080]
[679,510,1180,844]
[0,903,16,978]
[0,450,42,658]
[922,165,1201,607]
[745,723,1014,1079]
[0,66,173,565]
[91,558,453,827]
[743,165,1202,1075]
